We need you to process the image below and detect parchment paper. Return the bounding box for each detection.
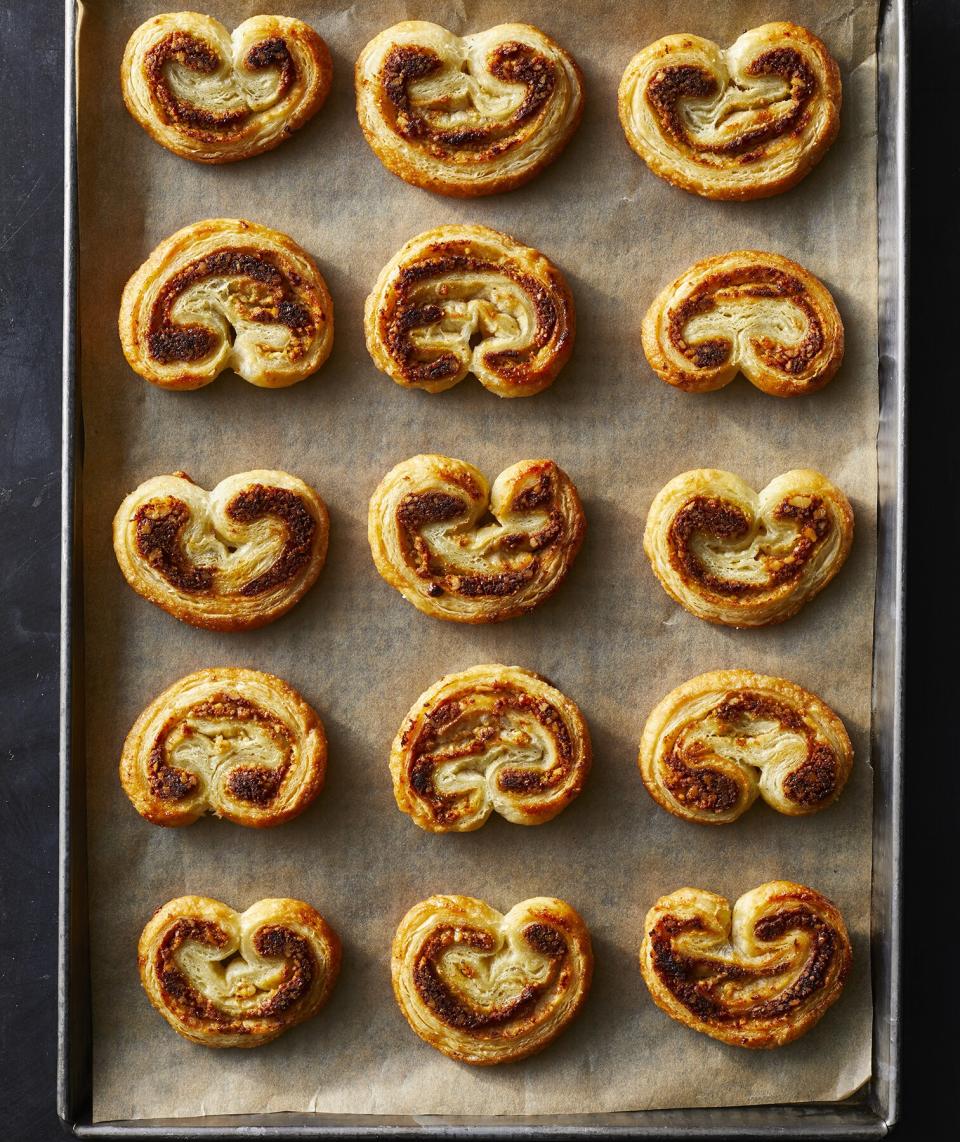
[77,0,879,1122]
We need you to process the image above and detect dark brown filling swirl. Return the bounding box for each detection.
[155,919,313,1032]
[144,32,295,141]
[133,485,316,597]
[663,690,839,812]
[412,921,566,1031]
[147,693,294,806]
[406,686,574,825]
[645,47,816,163]
[146,247,316,366]
[395,471,563,600]
[381,247,564,387]
[380,40,555,161]
[649,904,845,1025]
[667,494,830,597]
[667,266,826,377]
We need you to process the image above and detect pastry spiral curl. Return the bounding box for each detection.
[121,668,326,828]
[355,21,583,197]
[113,470,329,631]
[368,455,585,623]
[392,665,590,832]
[121,13,332,164]
[639,671,852,824]
[119,219,334,390]
[392,895,592,1064]
[643,469,853,627]
[642,251,843,397]
[639,881,852,1048]
[618,23,841,200]
[139,896,340,1047]
[364,225,574,397]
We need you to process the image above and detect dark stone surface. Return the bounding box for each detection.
[0,0,955,1138]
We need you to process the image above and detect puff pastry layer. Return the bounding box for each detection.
[121,668,326,827]
[392,895,592,1064]
[618,23,841,200]
[639,671,852,824]
[364,225,574,397]
[121,13,332,163]
[642,251,843,397]
[119,219,334,389]
[368,454,585,623]
[392,665,590,832]
[643,469,853,627]
[355,21,583,196]
[639,881,851,1048]
[113,470,329,631]
[139,896,340,1047]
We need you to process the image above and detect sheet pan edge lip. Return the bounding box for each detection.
[58,0,80,1131]
[59,0,905,1134]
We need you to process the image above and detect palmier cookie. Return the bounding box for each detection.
[139,896,340,1047]
[121,668,326,827]
[392,895,592,1064]
[119,219,333,389]
[618,23,841,200]
[368,454,585,623]
[121,13,332,163]
[364,225,574,397]
[639,881,852,1048]
[643,469,853,627]
[392,665,590,832]
[642,251,843,397]
[355,21,583,196]
[639,670,853,824]
[113,470,328,631]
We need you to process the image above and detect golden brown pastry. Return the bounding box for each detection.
[121,668,326,827]
[121,13,332,163]
[639,881,852,1048]
[139,895,340,1047]
[618,23,841,200]
[642,251,844,397]
[113,469,329,631]
[355,21,583,196]
[119,219,334,389]
[391,665,590,832]
[364,225,574,397]
[368,454,585,623]
[639,670,853,824]
[392,894,592,1064]
[643,468,853,627]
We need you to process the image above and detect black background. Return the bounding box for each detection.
[1,1,956,1137]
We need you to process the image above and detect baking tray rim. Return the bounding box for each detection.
[57,0,907,1134]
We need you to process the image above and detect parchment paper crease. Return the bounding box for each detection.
[77,0,879,1122]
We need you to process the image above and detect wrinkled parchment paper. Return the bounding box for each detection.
[77,0,879,1123]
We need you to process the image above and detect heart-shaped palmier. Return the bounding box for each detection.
[639,881,852,1048]
[121,668,326,827]
[121,12,332,163]
[365,225,575,397]
[113,469,329,631]
[368,454,585,623]
[392,894,592,1064]
[139,895,340,1047]
[392,664,590,832]
[643,468,853,627]
[119,219,334,390]
[355,21,583,196]
[642,251,843,397]
[618,22,841,200]
[639,670,853,824]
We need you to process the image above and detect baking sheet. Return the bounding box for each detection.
[76,0,879,1123]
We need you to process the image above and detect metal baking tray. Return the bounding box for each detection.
[57,0,907,1134]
